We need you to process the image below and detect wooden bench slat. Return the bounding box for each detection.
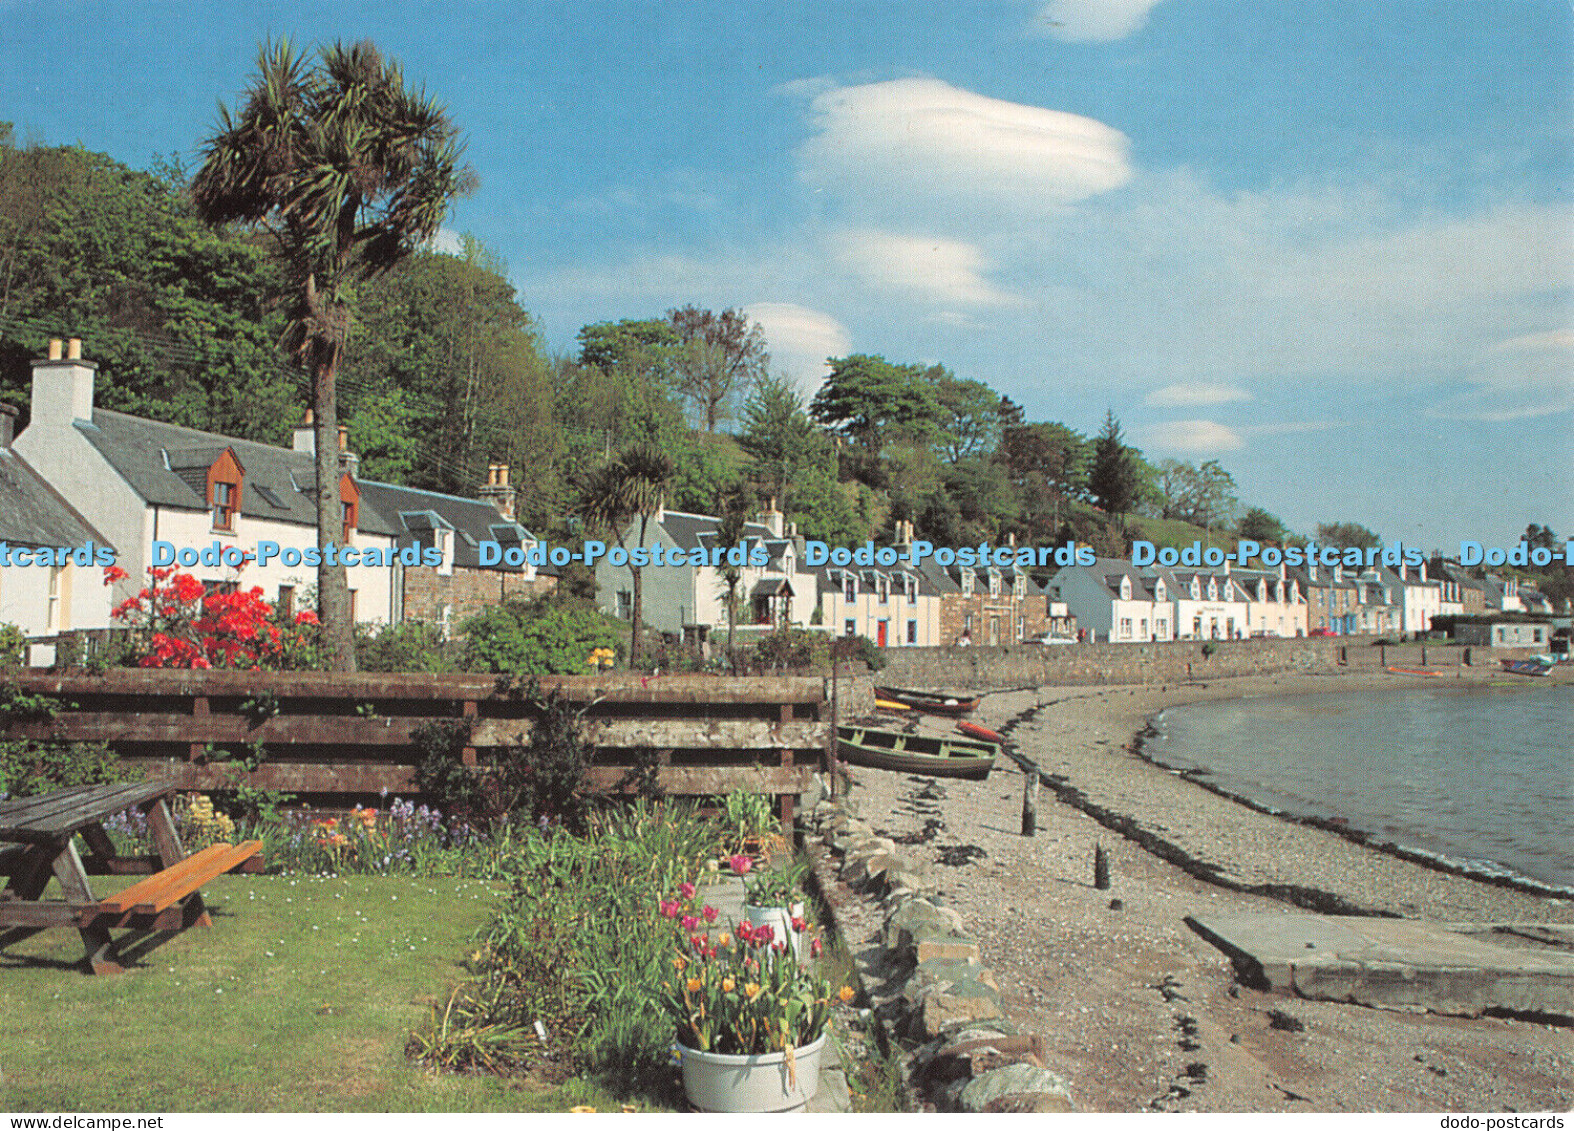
[131,840,262,915]
[0,780,176,842]
[93,841,260,915]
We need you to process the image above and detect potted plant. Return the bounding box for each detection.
[660,890,851,1112]
[734,854,812,958]
[721,788,782,863]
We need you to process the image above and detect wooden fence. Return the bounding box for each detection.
[3,670,829,825]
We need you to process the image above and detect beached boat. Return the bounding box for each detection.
[1500,659,1552,676]
[872,685,981,716]
[957,719,1005,745]
[836,725,997,780]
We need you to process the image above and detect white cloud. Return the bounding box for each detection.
[1133,419,1245,454]
[1145,382,1251,407]
[833,229,1022,308]
[795,78,1132,219]
[1030,0,1168,42]
[428,227,465,256]
[745,302,851,393]
[1428,329,1574,422]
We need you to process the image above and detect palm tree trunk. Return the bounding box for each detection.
[312,352,357,672]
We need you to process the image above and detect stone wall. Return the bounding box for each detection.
[400,565,556,628]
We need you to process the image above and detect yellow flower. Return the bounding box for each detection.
[838,985,856,1003]
[744,982,761,1000]
[673,956,687,971]
[686,977,703,994]
[716,932,730,948]
[721,977,735,993]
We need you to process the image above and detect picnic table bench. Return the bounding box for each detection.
[0,779,262,973]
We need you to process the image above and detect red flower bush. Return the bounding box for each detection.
[107,563,320,670]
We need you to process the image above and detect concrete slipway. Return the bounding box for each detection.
[1188,913,1574,1018]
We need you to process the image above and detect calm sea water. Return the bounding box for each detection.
[1145,684,1574,890]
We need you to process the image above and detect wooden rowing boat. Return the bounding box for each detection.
[873,685,981,716]
[836,725,997,780]
[1499,659,1552,676]
[873,698,913,712]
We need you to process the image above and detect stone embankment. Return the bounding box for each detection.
[801,780,1075,1113]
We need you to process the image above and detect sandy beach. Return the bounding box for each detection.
[838,668,1573,1112]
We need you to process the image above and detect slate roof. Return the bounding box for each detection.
[356,480,549,574]
[72,407,543,572]
[0,446,111,550]
[77,409,342,531]
[653,509,779,552]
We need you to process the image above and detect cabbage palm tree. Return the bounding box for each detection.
[191,38,473,669]
[578,444,676,667]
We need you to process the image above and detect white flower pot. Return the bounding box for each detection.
[742,901,805,958]
[679,1032,827,1112]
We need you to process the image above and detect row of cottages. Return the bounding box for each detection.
[594,512,1060,649]
[593,505,818,650]
[4,340,553,648]
[1047,558,1310,642]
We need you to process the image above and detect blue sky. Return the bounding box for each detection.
[3,0,1570,551]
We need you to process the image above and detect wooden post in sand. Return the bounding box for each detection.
[1021,771,1038,836]
[1094,844,1110,890]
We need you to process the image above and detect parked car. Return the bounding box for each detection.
[1036,634,1077,645]
[1308,627,1336,637]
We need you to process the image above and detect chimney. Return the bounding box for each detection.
[29,337,98,431]
[0,403,17,448]
[293,409,315,454]
[337,425,359,478]
[478,462,517,520]
[760,495,784,538]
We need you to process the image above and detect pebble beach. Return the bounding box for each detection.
[838,668,1574,1112]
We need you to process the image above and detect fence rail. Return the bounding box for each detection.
[3,670,829,825]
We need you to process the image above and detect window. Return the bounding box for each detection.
[963,614,973,634]
[1119,617,1132,639]
[905,574,916,605]
[47,566,66,632]
[617,590,632,619]
[844,619,856,637]
[844,574,856,602]
[1140,618,1148,638]
[878,576,888,604]
[988,571,1000,598]
[961,571,974,597]
[211,481,237,531]
[907,619,918,644]
[1016,615,1025,641]
[277,585,295,618]
[1156,618,1168,638]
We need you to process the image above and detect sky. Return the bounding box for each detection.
[2,0,1570,552]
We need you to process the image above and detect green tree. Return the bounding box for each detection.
[577,318,679,386]
[1237,506,1289,545]
[1156,459,1238,529]
[667,305,768,432]
[925,368,1003,464]
[1088,410,1139,518]
[192,39,473,670]
[1315,521,1382,552]
[809,354,939,459]
[575,443,676,667]
[738,375,831,507]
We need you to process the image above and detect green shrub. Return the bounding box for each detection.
[0,623,24,669]
[0,740,128,798]
[462,597,621,675]
[357,621,461,673]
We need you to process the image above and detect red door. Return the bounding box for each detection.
[877,620,888,646]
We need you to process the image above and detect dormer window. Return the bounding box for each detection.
[1013,574,1025,598]
[1120,577,1132,601]
[202,447,245,533]
[988,570,1001,598]
[211,481,237,531]
[1154,579,1166,602]
[843,573,856,602]
[962,571,974,597]
[905,573,917,604]
[1207,579,1218,600]
[1190,578,1201,600]
[339,473,360,542]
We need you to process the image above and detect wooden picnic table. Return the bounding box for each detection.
[0,779,261,973]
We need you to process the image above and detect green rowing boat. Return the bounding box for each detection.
[836,725,997,780]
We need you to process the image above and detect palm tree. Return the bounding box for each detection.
[713,483,755,662]
[191,39,473,670]
[577,444,676,667]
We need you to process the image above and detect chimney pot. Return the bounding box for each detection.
[337,425,349,451]
[67,338,82,360]
[48,339,63,361]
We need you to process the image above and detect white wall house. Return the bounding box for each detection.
[0,404,117,658]
[14,341,404,623]
[1380,563,1443,634]
[813,562,944,646]
[1048,558,1170,643]
[594,505,820,645]
[1229,566,1308,637]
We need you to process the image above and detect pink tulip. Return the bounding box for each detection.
[681,915,699,931]
[703,905,719,923]
[729,855,752,875]
[791,916,807,932]
[678,881,696,899]
[659,899,680,919]
[810,937,823,958]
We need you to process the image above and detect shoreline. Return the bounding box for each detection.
[836,666,1573,1111]
[1126,680,1574,901]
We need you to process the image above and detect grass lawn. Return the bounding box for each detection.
[0,872,612,1112]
